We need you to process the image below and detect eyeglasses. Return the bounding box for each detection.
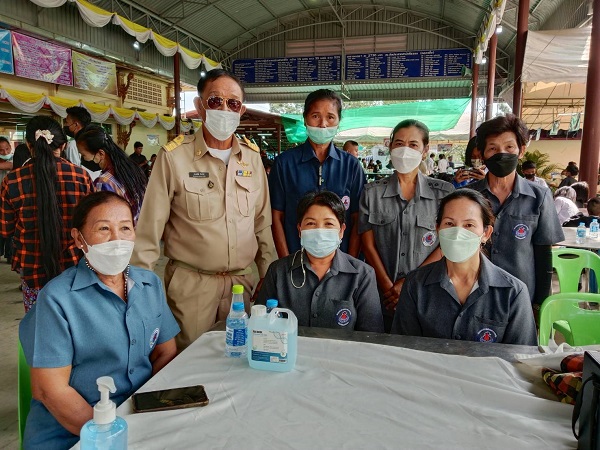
[205,96,243,113]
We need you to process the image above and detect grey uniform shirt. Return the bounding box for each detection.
[391,256,537,346]
[468,175,564,303]
[358,172,454,281]
[256,250,384,333]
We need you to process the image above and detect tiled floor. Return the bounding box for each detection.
[0,252,168,449]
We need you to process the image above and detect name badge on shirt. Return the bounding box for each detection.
[189,172,209,178]
[236,170,252,177]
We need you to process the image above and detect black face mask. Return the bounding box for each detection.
[524,173,535,180]
[484,153,519,178]
[63,126,75,139]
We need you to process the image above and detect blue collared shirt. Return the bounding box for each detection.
[256,250,384,332]
[392,256,537,345]
[269,140,367,253]
[19,259,180,449]
[468,175,564,303]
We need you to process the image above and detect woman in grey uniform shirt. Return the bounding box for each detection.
[392,189,537,345]
[256,191,384,333]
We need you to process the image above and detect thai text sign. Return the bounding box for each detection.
[72,51,117,95]
[12,32,72,86]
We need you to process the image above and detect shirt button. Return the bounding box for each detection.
[129,369,134,374]
[380,220,385,224]
[456,335,461,340]
[403,232,408,236]
[494,231,499,236]
[403,211,408,214]
[313,313,318,318]
[401,253,405,256]
[493,249,498,254]
[131,339,136,345]
[219,167,223,171]
[315,291,320,296]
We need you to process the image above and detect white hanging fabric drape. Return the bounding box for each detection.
[27,0,222,71]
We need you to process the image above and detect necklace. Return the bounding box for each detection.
[85,259,130,302]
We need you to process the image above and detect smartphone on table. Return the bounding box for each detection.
[132,385,209,413]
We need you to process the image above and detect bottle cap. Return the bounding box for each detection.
[266,299,278,310]
[232,301,245,311]
[232,285,244,295]
[94,376,117,425]
[251,304,267,317]
[580,223,585,226]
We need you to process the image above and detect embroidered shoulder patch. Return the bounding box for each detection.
[163,134,185,152]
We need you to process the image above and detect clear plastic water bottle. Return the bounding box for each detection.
[576,222,586,244]
[590,219,599,239]
[266,299,278,313]
[225,301,248,358]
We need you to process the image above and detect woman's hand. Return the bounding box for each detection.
[469,167,486,180]
[454,168,471,184]
[382,279,405,311]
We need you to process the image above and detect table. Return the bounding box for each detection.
[117,329,576,449]
[557,227,600,250]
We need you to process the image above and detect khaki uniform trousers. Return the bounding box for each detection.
[164,260,256,352]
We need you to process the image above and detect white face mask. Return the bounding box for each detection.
[81,234,134,275]
[300,228,341,258]
[203,109,240,141]
[390,146,423,174]
[306,125,338,145]
[438,227,483,263]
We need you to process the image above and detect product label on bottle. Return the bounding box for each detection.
[251,330,288,363]
[226,327,247,346]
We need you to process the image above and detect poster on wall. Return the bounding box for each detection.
[12,32,72,86]
[72,51,117,95]
[0,29,13,75]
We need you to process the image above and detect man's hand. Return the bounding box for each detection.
[382,279,405,311]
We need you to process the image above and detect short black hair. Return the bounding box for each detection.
[587,197,600,216]
[571,181,589,205]
[72,191,133,230]
[134,141,143,148]
[296,190,346,226]
[0,136,9,145]
[565,164,579,176]
[197,69,245,101]
[150,154,157,158]
[303,89,343,120]
[344,140,359,147]
[439,153,445,159]
[521,160,537,170]
[476,114,529,153]
[390,119,429,146]
[66,106,91,128]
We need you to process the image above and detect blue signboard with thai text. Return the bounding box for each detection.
[0,29,14,75]
[232,48,471,84]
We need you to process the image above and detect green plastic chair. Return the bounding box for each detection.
[552,248,600,293]
[539,293,600,346]
[18,341,31,450]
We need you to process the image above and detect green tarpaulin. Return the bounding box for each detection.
[281,98,471,144]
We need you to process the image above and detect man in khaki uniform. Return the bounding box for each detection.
[132,69,275,351]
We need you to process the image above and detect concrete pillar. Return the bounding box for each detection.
[580,0,600,197]
[485,32,498,120]
[512,0,530,117]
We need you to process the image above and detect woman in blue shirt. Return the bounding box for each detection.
[392,189,537,345]
[19,191,180,449]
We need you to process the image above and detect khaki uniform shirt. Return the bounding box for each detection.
[131,132,275,278]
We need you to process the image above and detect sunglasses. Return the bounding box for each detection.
[204,96,243,113]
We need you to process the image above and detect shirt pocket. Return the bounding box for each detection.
[415,215,437,254]
[508,213,539,243]
[143,315,163,356]
[234,176,259,217]
[183,178,223,221]
[367,212,396,227]
[472,316,507,343]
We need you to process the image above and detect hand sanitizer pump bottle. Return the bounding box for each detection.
[80,376,128,449]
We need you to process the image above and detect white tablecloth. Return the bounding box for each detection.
[117,331,575,449]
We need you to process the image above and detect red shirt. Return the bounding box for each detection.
[0,158,94,289]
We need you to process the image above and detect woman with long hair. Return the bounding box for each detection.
[0,116,93,311]
[76,125,147,223]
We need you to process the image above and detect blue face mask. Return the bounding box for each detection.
[305,125,338,145]
[300,228,341,258]
[0,153,12,161]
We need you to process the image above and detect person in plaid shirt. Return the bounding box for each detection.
[0,116,94,312]
[75,125,146,224]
